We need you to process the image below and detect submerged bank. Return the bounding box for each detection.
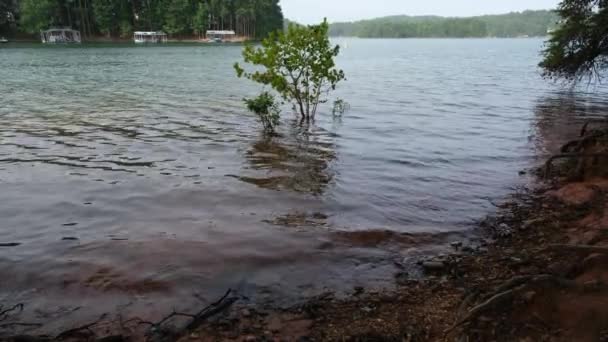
[2,124,607,341]
[184,123,608,341]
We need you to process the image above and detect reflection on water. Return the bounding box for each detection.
[238,122,336,195]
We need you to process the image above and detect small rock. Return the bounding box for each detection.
[394,271,409,284]
[311,212,328,220]
[462,246,474,253]
[353,286,364,295]
[450,241,463,249]
[422,261,445,272]
[189,332,200,339]
[317,241,334,250]
[62,237,79,241]
[522,291,536,302]
[496,223,512,237]
[509,257,523,264]
[0,243,21,247]
[477,247,489,254]
[225,331,239,339]
[519,170,527,176]
[520,219,541,231]
[583,279,601,290]
[361,306,373,313]
[244,336,257,342]
[241,309,252,317]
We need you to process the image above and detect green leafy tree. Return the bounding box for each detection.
[92,0,117,36]
[235,19,345,120]
[192,1,208,38]
[163,0,191,36]
[0,0,17,35]
[19,0,59,33]
[540,0,608,82]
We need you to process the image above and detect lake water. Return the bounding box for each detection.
[1,39,607,328]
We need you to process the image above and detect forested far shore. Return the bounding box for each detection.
[329,10,559,38]
[0,0,283,40]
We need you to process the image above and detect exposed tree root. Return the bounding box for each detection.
[580,120,608,137]
[446,288,516,334]
[544,153,608,179]
[560,134,607,153]
[547,244,608,254]
[447,274,580,336]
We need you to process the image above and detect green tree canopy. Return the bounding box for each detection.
[15,0,283,39]
[19,0,58,33]
[540,0,608,82]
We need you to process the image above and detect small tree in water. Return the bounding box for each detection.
[235,19,345,121]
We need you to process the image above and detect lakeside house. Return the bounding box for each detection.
[40,28,81,44]
[134,31,168,44]
[206,30,236,42]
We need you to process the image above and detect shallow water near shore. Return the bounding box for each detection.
[1,39,607,328]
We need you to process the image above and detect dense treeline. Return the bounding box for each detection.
[329,10,560,38]
[0,0,283,39]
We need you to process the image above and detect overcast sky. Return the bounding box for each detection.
[280,0,561,24]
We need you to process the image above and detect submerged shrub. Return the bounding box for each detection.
[244,91,281,133]
[332,98,350,117]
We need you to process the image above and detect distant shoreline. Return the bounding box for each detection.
[329,35,548,39]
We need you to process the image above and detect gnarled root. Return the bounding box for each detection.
[446,274,579,335]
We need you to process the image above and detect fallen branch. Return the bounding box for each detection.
[446,288,517,334]
[185,289,236,331]
[145,289,236,341]
[447,275,577,336]
[55,313,107,340]
[0,304,24,321]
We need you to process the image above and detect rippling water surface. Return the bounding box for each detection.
[1,39,607,326]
